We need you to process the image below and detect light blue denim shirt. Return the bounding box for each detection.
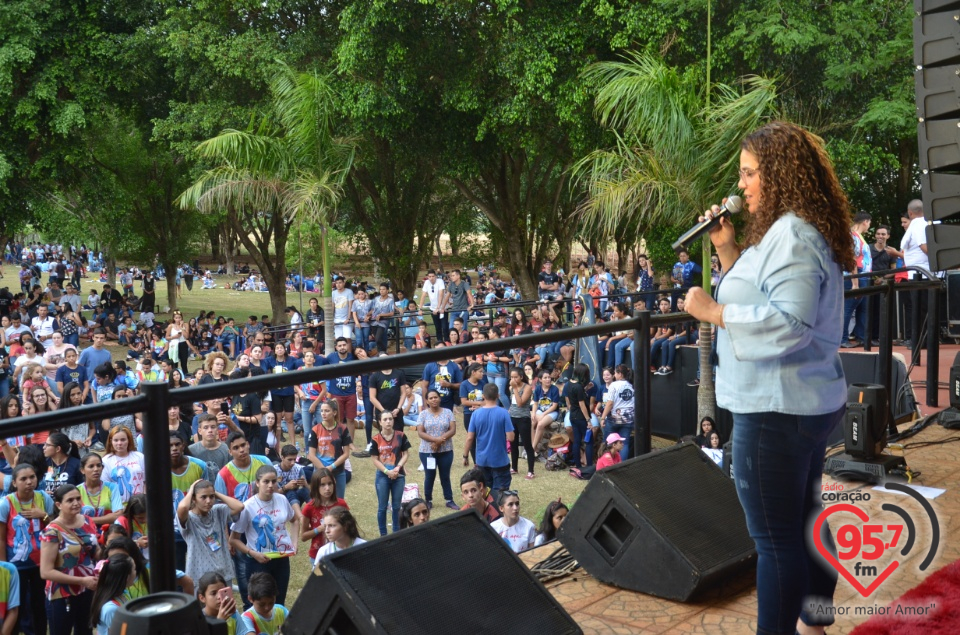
[716,212,847,415]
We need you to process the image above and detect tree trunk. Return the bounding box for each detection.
[226,209,289,324]
[161,260,179,312]
[435,237,444,271]
[449,232,460,258]
[106,256,117,288]
[322,226,335,355]
[209,226,221,261]
[222,225,236,275]
[696,323,716,422]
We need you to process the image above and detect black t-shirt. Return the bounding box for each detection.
[0,349,8,378]
[234,392,263,442]
[870,244,894,275]
[538,271,560,290]
[103,320,119,335]
[370,369,406,413]
[563,381,588,423]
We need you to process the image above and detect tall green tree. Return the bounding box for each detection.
[179,65,353,338]
[574,52,777,420]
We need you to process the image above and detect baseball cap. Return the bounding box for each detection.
[606,432,626,445]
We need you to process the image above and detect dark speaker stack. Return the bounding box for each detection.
[283,511,581,635]
[557,443,755,602]
[916,0,960,269]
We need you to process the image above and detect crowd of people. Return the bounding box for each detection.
[0,237,745,635]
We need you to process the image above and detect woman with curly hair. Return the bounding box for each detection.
[686,121,853,635]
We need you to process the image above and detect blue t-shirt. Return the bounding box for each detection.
[533,385,560,413]
[78,347,112,383]
[468,407,514,469]
[261,357,303,396]
[97,600,122,635]
[459,379,488,427]
[423,362,462,410]
[55,364,89,389]
[325,353,357,396]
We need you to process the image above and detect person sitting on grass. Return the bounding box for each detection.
[534,499,569,547]
[489,490,536,554]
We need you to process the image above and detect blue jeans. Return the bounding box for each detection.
[63,333,79,347]
[375,471,405,535]
[480,464,511,495]
[448,310,469,329]
[613,337,633,368]
[354,325,371,350]
[663,331,698,369]
[46,590,92,635]
[488,374,509,409]
[333,468,347,500]
[243,554,291,608]
[842,277,870,341]
[650,337,670,368]
[567,417,587,468]
[420,450,454,503]
[301,398,319,434]
[732,408,842,634]
[0,377,9,398]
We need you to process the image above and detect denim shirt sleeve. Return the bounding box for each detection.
[722,218,831,362]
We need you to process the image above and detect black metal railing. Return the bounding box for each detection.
[0,266,943,594]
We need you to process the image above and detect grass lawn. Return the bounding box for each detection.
[82,274,672,605]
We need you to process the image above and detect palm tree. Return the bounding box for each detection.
[573,51,777,420]
[179,65,354,353]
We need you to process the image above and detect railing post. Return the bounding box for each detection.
[634,312,651,457]
[927,285,940,408]
[863,293,873,352]
[911,278,922,366]
[140,381,177,592]
[880,280,896,437]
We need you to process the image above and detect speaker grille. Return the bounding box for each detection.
[603,444,754,572]
[322,511,579,634]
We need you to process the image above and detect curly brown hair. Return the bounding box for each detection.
[740,122,856,273]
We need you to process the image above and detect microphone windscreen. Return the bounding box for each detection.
[726,195,743,214]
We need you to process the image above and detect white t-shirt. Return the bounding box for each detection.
[102,452,146,503]
[606,379,635,424]
[490,516,537,554]
[421,279,445,312]
[313,537,368,565]
[233,494,296,555]
[902,216,929,269]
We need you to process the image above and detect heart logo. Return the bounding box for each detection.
[813,503,900,597]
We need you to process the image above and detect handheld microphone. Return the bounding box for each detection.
[671,195,743,254]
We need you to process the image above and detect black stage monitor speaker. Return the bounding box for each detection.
[557,443,755,602]
[915,0,960,16]
[284,511,581,635]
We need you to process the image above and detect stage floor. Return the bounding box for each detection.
[519,344,960,633]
